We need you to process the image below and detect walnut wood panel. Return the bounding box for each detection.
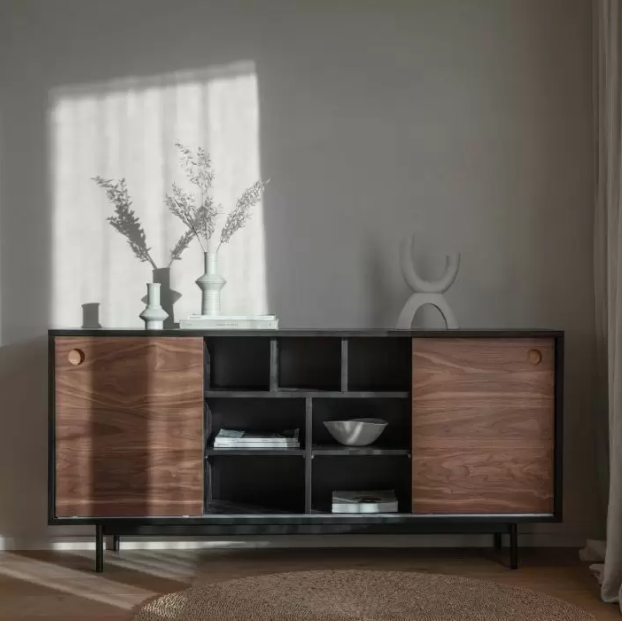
[54,337,204,518]
[412,338,555,514]
[412,448,554,514]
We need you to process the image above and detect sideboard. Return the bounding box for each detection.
[48,329,563,571]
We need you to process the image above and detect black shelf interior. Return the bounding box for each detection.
[311,398,411,450]
[347,337,412,391]
[278,337,342,390]
[201,335,413,516]
[206,337,271,390]
[206,456,305,514]
[203,500,292,515]
[311,455,411,513]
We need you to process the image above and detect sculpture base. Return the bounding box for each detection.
[396,293,458,329]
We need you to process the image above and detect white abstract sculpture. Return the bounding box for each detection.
[396,234,460,329]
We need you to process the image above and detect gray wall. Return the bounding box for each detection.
[0,0,597,547]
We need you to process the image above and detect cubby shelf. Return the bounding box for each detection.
[205,447,408,457]
[312,446,410,456]
[203,335,413,519]
[205,390,409,399]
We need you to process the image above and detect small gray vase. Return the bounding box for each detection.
[139,283,168,329]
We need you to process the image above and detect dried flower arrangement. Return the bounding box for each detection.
[166,142,268,252]
[93,142,268,265]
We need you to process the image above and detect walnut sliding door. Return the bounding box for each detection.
[411,338,555,515]
[54,337,204,518]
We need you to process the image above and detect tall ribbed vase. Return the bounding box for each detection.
[139,282,168,329]
[196,251,226,316]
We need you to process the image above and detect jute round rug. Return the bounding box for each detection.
[131,569,594,620]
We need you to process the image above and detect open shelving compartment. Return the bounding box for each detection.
[205,398,307,454]
[205,336,272,391]
[311,397,411,453]
[202,334,413,516]
[205,456,306,514]
[277,336,342,391]
[204,396,307,514]
[310,391,412,515]
[346,337,412,392]
[311,455,412,514]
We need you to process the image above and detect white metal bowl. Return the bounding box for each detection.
[323,418,388,447]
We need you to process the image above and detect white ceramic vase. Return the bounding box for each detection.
[196,251,226,316]
[139,282,169,329]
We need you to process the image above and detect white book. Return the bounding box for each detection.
[215,429,299,439]
[180,317,279,330]
[331,490,398,514]
[213,444,299,449]
[215,435,298,444]
[214,442,299,447]
[214,440,300,448]
[213,429,299,448]
[188,314,278,321]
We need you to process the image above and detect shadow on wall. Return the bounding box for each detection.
[81,304,101,329]
[0,339,49,548]
[140,269,181,329]
[0,0,597,546]
[50,60,266,328]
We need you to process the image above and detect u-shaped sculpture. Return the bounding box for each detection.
[396,234,460,329]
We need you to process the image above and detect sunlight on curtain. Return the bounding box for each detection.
[49,61,266,327]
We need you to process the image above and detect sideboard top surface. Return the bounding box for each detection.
[49,328,564,338]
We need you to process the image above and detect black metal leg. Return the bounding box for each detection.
[112,535,120,552]
[95,525,104,573]
[509,523,518,570]
[494,532,502,551]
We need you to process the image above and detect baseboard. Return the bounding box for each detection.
[0,532,586,551]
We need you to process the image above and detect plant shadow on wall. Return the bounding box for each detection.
[92,175,189,328]
[51,61,267,331]
[92,143,267,326]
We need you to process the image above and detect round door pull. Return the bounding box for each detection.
[528,349,543,366]
[68,349,85,366]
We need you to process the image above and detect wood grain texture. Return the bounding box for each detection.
[412,338,555,515]
[55,337,204,518]
[412,448,554,514]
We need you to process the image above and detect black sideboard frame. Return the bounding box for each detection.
[48,329,563,572]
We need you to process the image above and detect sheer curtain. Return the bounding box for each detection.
[589,0,622,609]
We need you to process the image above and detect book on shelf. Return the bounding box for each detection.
[331,490,398,514]
[180,314,279,330]
[212,428,300,449]
[213,441,300,448]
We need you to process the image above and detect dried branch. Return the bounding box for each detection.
[218,179,268,249]
[168,143,269,254]
[92,176,158,269]
[168,229,196,267]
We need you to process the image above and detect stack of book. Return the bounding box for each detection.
[180,314,279,330]
[331,490,398,514]
[213,428,300,449]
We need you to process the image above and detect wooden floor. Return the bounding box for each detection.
[0,547,616,620]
